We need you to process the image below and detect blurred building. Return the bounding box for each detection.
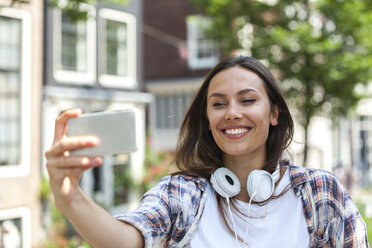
[335,104,372,187]
[289,94,372,187]
[0,0,43,247]
[143,0,219,151]
[42,0,152,217]
[2,0,152,246]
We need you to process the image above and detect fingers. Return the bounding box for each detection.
[45,134,102,184]
[45,136,102,168]
[54,108,82,144]
[46,136,99,157]
[47,155,103,169]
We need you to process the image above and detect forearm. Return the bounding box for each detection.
[59,188,144,248]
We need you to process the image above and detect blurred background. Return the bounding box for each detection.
[0,0,371,247]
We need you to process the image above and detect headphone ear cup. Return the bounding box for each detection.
[247,170,275,202]
[211,168,241,198]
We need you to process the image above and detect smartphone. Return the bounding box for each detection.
[67,109,137,156]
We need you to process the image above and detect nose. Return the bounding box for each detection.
[225,103,243,120]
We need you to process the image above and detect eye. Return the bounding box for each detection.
[242,98,256,104]
[212,102,226,107]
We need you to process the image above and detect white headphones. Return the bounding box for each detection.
[210,164,281,202]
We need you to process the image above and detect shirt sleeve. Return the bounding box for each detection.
[114,175,175,248]
[305,168,370,247]
[343,191,370,247]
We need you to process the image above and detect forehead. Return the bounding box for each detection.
[207,67,266,95]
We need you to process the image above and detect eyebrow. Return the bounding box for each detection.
[209,88,258,99]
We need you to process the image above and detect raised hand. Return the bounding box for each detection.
[44,109,103,208]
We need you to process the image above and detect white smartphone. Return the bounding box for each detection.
[67,109,137,156]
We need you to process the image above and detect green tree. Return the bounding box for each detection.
[1,0,130,21]
[50,0,130,21]
[194,0,372,166]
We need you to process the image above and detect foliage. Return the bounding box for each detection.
[0,0,29,9]
[141,135,171,194]
[45,235,91,248]
[355,201,372,246]
[0,0,130,21]
[193,0,372,166]
[113,156,135,205]
[49,0,130,22]
[40,177,93,248]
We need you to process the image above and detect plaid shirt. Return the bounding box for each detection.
[115,165,369,247]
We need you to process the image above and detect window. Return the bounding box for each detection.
[0,16,21,166]
[88,154,133,208]
[99,9,137,89]
[359,116,372,185]
[92,166,103,193]
[106,20,128,76]
[113,154,132,206]
[61,13,88,72]
[0,8,31,177]
[186,15,219,70]
[53,4,96,84]
[0,217,22,247]
[0,208,31,248]
[155,93,194,130]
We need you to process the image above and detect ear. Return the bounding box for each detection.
[270,104,279,126]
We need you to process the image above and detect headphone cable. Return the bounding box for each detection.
[243,191,257,247]
[226,196,240,248]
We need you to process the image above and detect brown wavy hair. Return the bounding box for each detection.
[174,55,294,177]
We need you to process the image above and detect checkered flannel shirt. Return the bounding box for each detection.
[115,164,369,248]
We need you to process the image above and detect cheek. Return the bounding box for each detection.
[207,111,223,130]
[208,117,216,131]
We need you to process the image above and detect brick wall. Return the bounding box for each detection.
[143,0,208,80]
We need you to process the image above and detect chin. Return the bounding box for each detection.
[220,146,250,156]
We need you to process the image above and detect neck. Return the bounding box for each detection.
[223,152,266,175]
[222,152,266,202]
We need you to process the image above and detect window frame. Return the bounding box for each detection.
[52,4,96,85]
[148,81,199,131]
[0,8,31,177]
[98,8,137,89]
[0,207,31,248]
[155,93,194,130]
[186,15,219,70]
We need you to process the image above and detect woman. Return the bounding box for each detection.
[45,56,369,247]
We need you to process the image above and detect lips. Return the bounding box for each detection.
[224,127,249,135]
[222,126,251,138]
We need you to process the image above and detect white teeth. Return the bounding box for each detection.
[225,128,249,135]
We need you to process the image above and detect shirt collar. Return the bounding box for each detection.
[182,175,209,192]
[288,164,311,188]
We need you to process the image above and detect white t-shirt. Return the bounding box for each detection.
[190,168,309,248]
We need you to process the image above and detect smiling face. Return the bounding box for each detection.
[206,66,279,162]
